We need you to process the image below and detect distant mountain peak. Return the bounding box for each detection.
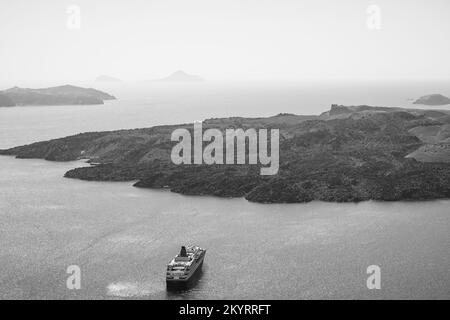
[59,84,78,89]
[413,94,450,106]
[153,70,204,82]
[172,70,188,76]
[95,75,122,83]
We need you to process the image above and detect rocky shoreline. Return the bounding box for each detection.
[0,85,116,107]
[1,105,450,203]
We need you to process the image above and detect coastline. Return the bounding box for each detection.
[1,105,450,204]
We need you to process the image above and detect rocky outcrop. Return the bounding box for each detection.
[413,94,450,106]
[0,85,116,106]
[1,105,450,203]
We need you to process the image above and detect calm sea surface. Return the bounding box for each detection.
[0,81,449,299]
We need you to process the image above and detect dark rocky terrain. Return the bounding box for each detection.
[1,105,450,203]
[413,94,450,106]
[0,85,116,106]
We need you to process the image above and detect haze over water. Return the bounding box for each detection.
[1,80,450,149]
[0,81,449,299]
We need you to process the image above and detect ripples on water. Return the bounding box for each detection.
[0,156,449,299]
[0,82,449,299]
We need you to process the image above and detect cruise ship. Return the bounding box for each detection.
[166,245,206,290]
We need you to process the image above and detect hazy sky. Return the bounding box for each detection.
[0,0,449,85]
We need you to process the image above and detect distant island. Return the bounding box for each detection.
[1,104,450,203]
[0,93,15,107]
[0,85,116,107]
[95,75,122,83]
[152,70,204,82]
[413,94,450,106]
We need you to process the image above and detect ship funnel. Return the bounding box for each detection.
[179,246,187,257]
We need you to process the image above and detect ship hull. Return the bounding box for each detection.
[166,251,205,291]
